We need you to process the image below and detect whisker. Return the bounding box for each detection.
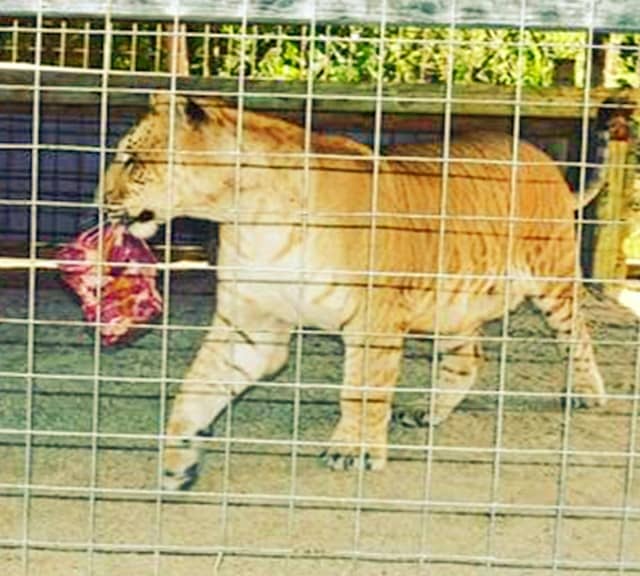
[99,203,127,226]
[103,204,125,213]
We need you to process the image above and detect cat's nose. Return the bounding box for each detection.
[136,209,155,223]
[120,209,155,226]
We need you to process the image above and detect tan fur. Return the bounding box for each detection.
[103,96,606,489]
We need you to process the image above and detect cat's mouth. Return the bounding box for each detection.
[128,219,160,240]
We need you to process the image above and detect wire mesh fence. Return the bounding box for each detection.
[1,4,640,576]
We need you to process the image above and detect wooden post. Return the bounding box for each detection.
[590,32,608,88]
[592,137,635,285]
[163,22,190,76]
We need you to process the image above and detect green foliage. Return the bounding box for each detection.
[0,17,638,87]
[614,33,640,88]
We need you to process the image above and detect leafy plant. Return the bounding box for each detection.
[0,17,638,88]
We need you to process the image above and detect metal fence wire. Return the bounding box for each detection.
[1,4,640,576]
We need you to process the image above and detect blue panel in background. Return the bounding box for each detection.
[0,105,220,246]
[0,107,134,242]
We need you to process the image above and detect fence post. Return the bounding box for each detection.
[592,128,636,288]
[163,22,190,76]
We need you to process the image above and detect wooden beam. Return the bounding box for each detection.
[0,67,637,118]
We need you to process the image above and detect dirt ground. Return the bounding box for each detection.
[1,273,639,575]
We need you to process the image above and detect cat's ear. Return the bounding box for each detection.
[149,93,225,128]
[181,97,209,126]
[179,97,232,128]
